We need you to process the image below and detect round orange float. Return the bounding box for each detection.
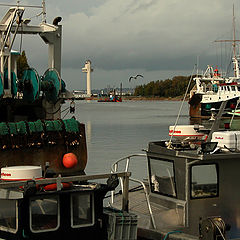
[62,153,78,168]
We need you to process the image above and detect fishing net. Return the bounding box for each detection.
[0,119,80,149]
[16,121,27,135]
[63,118,79,133]
[8,122,17,135]
[28,119,44,133]
[0,122,8,135]
[45,120,62,132]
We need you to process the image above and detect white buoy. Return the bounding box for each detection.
[1,166,42,180]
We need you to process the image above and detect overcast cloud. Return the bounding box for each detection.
[2,0,240,90]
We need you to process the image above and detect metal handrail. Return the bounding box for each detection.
[0,171,131,212]
[110,153,156,229]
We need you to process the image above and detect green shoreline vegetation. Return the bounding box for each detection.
[133,75,194,100]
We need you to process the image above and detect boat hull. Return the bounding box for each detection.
[0,123,87,175]
[189,93,240,119]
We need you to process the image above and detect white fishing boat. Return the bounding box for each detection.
[189,7,240,119]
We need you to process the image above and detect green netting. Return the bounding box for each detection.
[63,119,79,133]
[21,69,40,102]
[16,121,27,135]
[53,120,62,131]
[45,120,62,132]
[4,69,17,97]
[0,119,80,136]
[0,122,9,135]
[43,69,60,103]
[8,122,17,135]
[28,120,44,134]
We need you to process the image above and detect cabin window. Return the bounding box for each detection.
[30,196,59,232]
[71,193,94,228]
[191,164,218,199]
[227,86,230,91]
[149,157,177,197]
[231,86,236,91]
[0,199,17,233]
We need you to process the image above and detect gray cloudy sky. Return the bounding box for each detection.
[3,0,240,90]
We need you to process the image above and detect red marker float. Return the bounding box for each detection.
[62,153,78,168]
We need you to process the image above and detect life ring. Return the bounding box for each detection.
[43,182,72,191]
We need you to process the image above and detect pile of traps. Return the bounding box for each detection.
[0,118,81,150]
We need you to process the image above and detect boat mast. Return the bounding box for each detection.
[215,4,240,79]
[232,4,240,78]
[42,0,46,23]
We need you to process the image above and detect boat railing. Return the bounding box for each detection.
[0,172,131,212]
[110,153,156,229]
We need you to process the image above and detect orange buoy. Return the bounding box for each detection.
[62,153,78,168]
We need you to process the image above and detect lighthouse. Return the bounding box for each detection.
[82,60,93,97]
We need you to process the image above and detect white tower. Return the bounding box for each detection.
[82,60,93,96]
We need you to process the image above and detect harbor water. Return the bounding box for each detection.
[63,100,189,179]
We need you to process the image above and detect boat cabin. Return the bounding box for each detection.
[0,170,128,240]
[147,140,240,239]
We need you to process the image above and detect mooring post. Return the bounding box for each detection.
[122,174,129,212]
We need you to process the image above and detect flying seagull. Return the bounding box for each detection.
[129,74,143,82]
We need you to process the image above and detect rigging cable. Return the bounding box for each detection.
[19,22,23,54]
[168,64,196,148]
[62,109,70,119]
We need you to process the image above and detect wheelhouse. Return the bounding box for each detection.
[147,141,240,239]
[0,172,129,240]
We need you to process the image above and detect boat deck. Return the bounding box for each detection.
[111,187,198,240]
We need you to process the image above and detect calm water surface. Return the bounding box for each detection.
[63,100,189,179]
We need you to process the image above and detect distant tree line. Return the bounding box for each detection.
[134,76,195,97]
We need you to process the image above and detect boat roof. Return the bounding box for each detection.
[148,140,240,162]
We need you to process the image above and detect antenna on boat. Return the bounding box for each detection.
[167,65,196,148]
[215,4,240,79]
[196,56,199,77]
[42,0,46,23]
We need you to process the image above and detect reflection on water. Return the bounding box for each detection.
[63,100,240,180]
[86,121,92,145]
[63,100,189,178]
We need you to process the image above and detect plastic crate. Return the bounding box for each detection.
[104,208,138,240]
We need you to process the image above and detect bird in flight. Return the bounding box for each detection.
[129,74,143,82]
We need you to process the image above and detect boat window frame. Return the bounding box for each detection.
[70,192,95,228]
[0,199,18,233]
[29,195,60,233]
[148,156,177,198]
[190,163,219,200]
